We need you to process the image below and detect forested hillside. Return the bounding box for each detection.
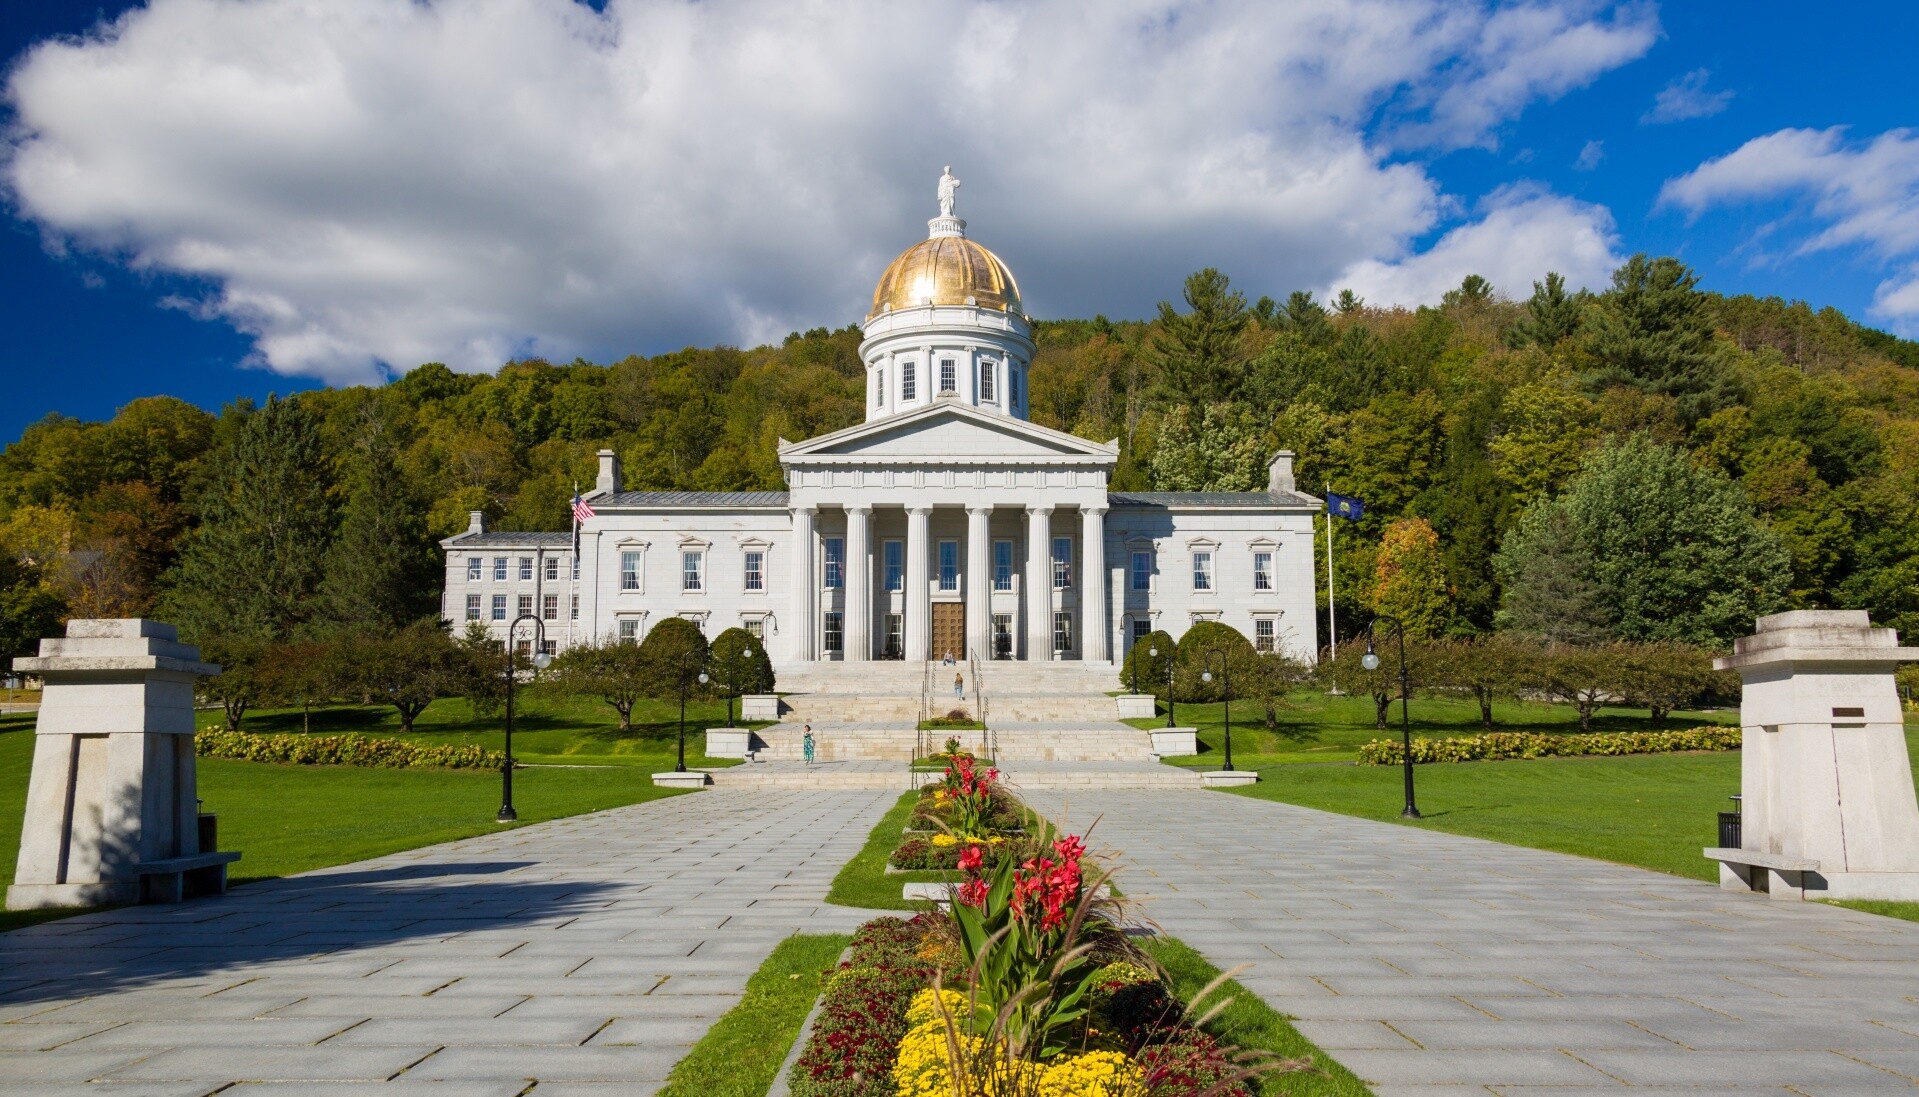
[2,253,1916,656]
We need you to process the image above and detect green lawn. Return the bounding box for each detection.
[1127,689,1737,768]
[0,711,687,933]
[659,933,851,1097]
[824,790,952,911]
[199,692,757,769]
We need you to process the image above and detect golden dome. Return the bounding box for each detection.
[868,235,1022,319]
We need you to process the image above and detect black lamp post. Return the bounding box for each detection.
[1361,614,1420,819]
[675,648,710,773]
[500,614,552,823]
[1149,644,1175,727]
[1200,648,1234,772]
[722,638,758,729]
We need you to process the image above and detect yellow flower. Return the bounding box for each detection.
[931,834,959,847]
[1036,1051,1144,1097]
[904,987,970,1027]
[892,1021,1038,1097]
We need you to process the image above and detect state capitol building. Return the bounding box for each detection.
[442,174,1320,670]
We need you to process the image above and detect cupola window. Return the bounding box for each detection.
[939,359,957,394]
[902,361,917,401]
[979,359,996,403]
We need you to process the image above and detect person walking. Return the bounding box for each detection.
[802,724,815,766]
[954,672,965,702]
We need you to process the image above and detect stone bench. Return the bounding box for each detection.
[1705,847,1823,899]
[134,851,242,904]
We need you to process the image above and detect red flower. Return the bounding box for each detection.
[957,844,985,872]
[957,878,989,908]
[1053,835,1086,862]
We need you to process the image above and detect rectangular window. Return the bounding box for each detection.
[745,617,764,640]
[824,538,844,589]
[877,367,886,406]
[570,594,579,620]
[517,594,533,618]
[1052,536,1073,589]
[572,555,580,581]
[1255,618,1276,653]
[1011,368,1021,409]
[938,540,959,591]
[1253,551,1273,591]
[993,540,1014,591]
[979,358,996,403]
[617,618,639,641]
[1052,611,1074,654]
[1130,550,1152,591]
[1130,618,1151,650]
[823,611,844,654]
[491,594,507,621]
[883,540,903,592]
[493,557,508,581]
[465,594,481,620]
[993,613,1013,659]
[682,551,704,592]
[1193,551,1214,591]
[519,557,533,581]
[621,551,641,591]
[884,614,903,659]
[745,550,765,591]
[466,557,482,581]
[542,594,558,621]
[545,556,559,581]
[939,359,957,393]
[902,360,917,401]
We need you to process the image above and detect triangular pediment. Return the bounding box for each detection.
[781,402,1116,462]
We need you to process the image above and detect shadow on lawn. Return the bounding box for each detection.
[0,860,618,1005]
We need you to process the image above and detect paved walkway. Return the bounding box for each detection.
[0,789,894,1095]
[1028,789,1919,1096]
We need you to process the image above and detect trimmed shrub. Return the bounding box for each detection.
[196,728,505,770]
[1357,725,1740,765]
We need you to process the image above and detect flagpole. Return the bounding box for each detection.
[1325,483,1337,661]
[568,479,580,650]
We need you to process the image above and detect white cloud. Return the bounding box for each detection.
[1331,187,1622,306]
[1659,126,1919,328]
[4,0,1657,384]
[1575,139,1604,170]
[1642,68,1733,124]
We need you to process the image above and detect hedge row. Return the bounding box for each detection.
[196,729,507,770]
[1357,725,1741,765]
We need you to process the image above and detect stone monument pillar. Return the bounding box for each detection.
[1710,610,1919,900]
[6,619,237,911]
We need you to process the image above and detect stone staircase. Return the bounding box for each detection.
[974,660,1122,722]
[776,662,930,724]
[707,758,1201,791]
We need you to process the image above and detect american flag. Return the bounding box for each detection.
[571,493,596,524]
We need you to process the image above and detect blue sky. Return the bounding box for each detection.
[1,1,1914,444]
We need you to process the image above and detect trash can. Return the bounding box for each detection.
[1717,794,1741,849]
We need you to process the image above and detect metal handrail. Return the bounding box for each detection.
[968,647,992,760]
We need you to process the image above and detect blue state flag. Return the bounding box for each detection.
[1325,491,1365,521]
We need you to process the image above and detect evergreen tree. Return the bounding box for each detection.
[1505,271,1583,348]
[708,625,774,725]
[1442,274,1493,311]
[637,616,712,699]
[1332,288,1364,314]
[312,405,438,636]
[1149,269,1250,404]
[1583,255,1736,422]
[1492,506,1612,644]
[1281,290,1333,345]
[162,396,335,643]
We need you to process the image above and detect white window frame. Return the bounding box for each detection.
[939,358,957,394]
[491,594,507,621]
[902,360,918,401]
[744,550,765,592]
[1130,617,1152,650]
[978,357,997,403]
[519,557,533,581]
[744,616,765,641]
[465,594,481,620]
[617,618,640,641]
[1130,550,1153,592]
[1192,550,1214,592]
[875,366,886,408]
[1052,611,1074,654]
[517,594,533,618]
[466,557,482,581]
[823,610,845,654]
[544,556,559,581]
[992,613,1014,659]
[938,540,960,592]
[884,613,903,659]
[1253,551,1274,592]
[883,539,904,592]
[493,557,508,581]
[570,594,579,620]
[621,551,642,591]
[824,537,844,590]
[682,550,705,592]
[542,594,558,621]
[993,539,1014,592]
[1254,616,1277,653]
[1052,536,1073,590]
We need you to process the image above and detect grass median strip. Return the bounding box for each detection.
[658,932,851,1097]
[1142,936,1374,1097]
[824,789,954,911]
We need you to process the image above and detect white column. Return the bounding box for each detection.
[1082,505,1108,662]
[905,505,932,661]
[965,505,992,660]
[845,505,871,661]
[792,505,816,662]
[1025,504,1054,660]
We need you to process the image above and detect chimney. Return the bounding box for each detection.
[467,510,488,535]
[596,449,623,495]
[1267,450,1296,494]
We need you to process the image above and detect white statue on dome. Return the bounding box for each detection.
[937,166,960,217]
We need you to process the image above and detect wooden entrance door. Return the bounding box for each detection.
[931,602,965,662]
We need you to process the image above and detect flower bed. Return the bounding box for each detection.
[890,834,1012,871]
[1357,725,1740,765]
[196,728,507,770]
[797,773,1304,1097]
